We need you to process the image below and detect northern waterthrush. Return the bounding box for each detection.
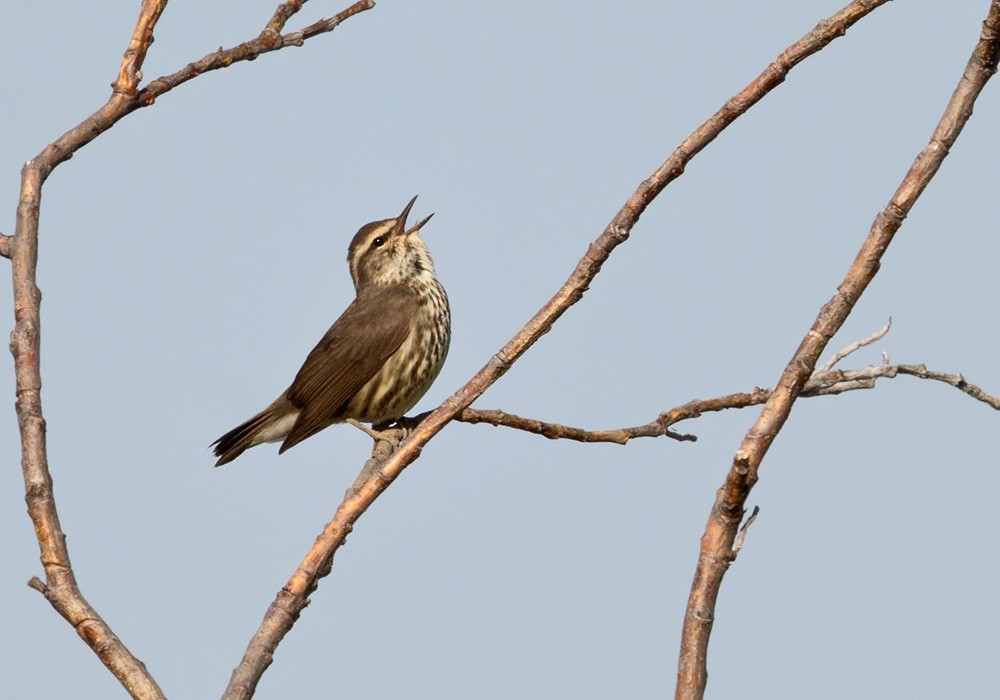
[212,196,451,466]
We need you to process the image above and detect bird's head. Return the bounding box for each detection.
[347,196,436,292]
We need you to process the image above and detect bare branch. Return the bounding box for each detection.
[226,1,894,695]
[114,1,168,96]
[677,3,1000,698]
[264,0,310,35]
[138,1,375,104]
[454,362,999,445]
[22,1,375,179]
[9,14,180,697]
[456,407,696,445]
[893,364,1000,409]
[282,8,373,45]
[9,3,373,698]
[14,201,166,696]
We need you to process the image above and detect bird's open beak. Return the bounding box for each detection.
[394,195,433,238]
[405,213,434,237]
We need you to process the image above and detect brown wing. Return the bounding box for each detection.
[280,285,417,451]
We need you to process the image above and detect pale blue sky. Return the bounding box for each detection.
[3,2,999,698]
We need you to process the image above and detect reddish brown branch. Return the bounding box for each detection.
[265,0,310,36]
[9,7,172,697]
[138,1,375,105]
[8,3,373,698]
[25,1,375,180]
[114,1,168,96]
[676,3,1000,698]
[225,0,894,696]
[456,407,697,444]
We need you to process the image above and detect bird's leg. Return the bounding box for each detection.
[347,413,432,447]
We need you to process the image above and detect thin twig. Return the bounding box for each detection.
[114,0,168,96]
[810,361,1000,408]
[731,506,760,556]
[456,407,696,444]
[0,232,11,259]
[817,318,892,373]
[227,1,894,696]
[139,1,375,104]
[282,9,371,45]
[264,0,310,36]
[677,3,1000,698]
[893,365,1000,408]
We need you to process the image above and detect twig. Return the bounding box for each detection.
[264,0,311,36]
[114,0,168,96]
[677,3,1000,698]
[817,318,891,373]
[893,365,1000,409]
[282,9,372,45]
[226,1,894,696]
[8,3,373,699]
[731,506,760,556]
[456,407,696,444]
[138,1,374,104]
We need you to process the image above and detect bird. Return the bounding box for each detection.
[212,196,451,466]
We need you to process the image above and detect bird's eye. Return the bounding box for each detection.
[371,235,386,249]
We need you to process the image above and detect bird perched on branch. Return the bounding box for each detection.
[212,196,450,466]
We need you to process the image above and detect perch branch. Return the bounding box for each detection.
[224,1,893,697]
[677,3,1000,698]
[9,3,372,698]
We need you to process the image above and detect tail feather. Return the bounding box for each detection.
[212,407,278,467]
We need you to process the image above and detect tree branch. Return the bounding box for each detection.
[138,1,375,105]
[454,361,1000,445]
[10,8,172,696]
[223,1,894,696]
[676,3,1000,698]
[114,1,168,96]
[455,407,696,444]
[9,3,373,698]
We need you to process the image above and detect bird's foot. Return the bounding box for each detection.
[347,416,428,447]
[383,414,427,437]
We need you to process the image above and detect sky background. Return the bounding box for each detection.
[3,1,999,698]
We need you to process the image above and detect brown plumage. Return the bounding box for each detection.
[212,197,450,466]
